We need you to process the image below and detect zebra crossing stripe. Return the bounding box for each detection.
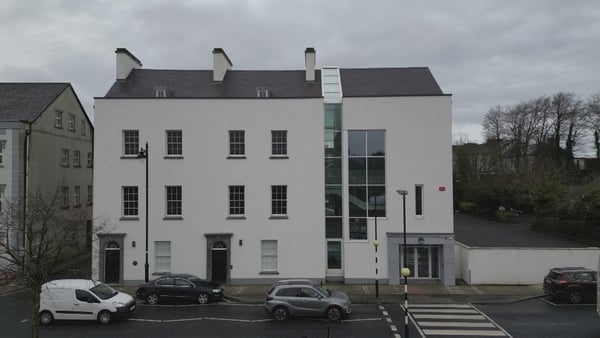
[411,304,472,308]
[413,314,486,320]
[418,321,495,327]
[410,308,478,314]
[423,329,507,336]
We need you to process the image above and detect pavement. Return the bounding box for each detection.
[0,280,545,305]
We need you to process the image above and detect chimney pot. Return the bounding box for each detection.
[115,48,142,80]
[305,47,316,82]
[213,48,233,82]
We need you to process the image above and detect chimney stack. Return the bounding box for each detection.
[115,48,142,80]
[305,47,316,81]
[213,48,232,82]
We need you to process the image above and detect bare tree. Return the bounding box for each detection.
[0,190,109,338]
[584,93,600,158]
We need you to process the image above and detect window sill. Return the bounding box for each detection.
[227,155,246,159]
[414,215,424,220]
[120,156,142,160]
[269,215,289,220]
[269,156,289,160]
[73,205,81,208]
[61,164,69,167]
[164,155,184,159]
[163,216,183,220]
[120,217,139,221]
[227,215,246,220]
[259,271,279,275]
[73,165,81,168]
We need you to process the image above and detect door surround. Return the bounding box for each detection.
[204,233,232,283]
[97,233,125,285]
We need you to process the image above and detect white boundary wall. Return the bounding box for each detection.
[455,242,600,284]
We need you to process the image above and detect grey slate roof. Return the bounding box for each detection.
[0,83,70,122]
[104,67,444,98]
[454,213,592,248]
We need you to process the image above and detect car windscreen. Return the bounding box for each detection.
[90,283,118,300]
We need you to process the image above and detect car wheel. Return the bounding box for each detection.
[197,292,209,304]
[273,306,289,321]
[568,289,582,304]
[326,306,342,321]
[98,310,112,324]
[147,293,159,305]
[39,311,53,325]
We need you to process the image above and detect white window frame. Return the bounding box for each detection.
[61,149,69,166]
[73,150,81,167]
[61,186,69,208]
[123,130,140,157]
[68,113,75,131]
[122,186,138,217]
[165,186,182,217]
[166,130,183,156]
[271,185,287,216]
[55,111,63,128]
[271,130,287,156]
[228,185,245,216]
[0,140,5,165]
[261,240,278,272]
[87,185,93,205]
[87,152,93,167]
[228,130,245,156]
[156,88,167,98]
[154,241,171,273]
[73,186,81,206]
[0,184,5,212]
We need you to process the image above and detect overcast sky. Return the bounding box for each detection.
[1,0,599,143]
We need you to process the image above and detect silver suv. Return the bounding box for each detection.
[264,279,352,321]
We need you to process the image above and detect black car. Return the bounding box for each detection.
[136,274,224,304]
[543,267,597,304]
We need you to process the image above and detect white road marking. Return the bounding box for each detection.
[423,329,506,336]
[410,308,478,314]
[418,321,495,327]
[411,304,472,308]
[413,314,486,320]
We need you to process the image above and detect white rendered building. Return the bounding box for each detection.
[93,48,454,286]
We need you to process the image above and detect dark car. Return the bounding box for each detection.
[543,267,597,304]
[136,274,224,304]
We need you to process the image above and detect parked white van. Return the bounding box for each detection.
[39,279,136,324]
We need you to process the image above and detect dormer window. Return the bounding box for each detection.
[155,87,167,98]
[257,87,270,98]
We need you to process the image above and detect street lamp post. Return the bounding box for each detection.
[397,189,409,338]
[373,194,379,298]
[137,142,149,283]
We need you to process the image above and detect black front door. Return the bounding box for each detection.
[211,250,227,283]
[105,250,120,283]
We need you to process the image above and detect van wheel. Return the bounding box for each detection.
[326,306,342,321]
[40,311,53,325]
[197,292,209,304]
[273,306,289,321]
[98,310,112,324]
[147,293,159,305]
